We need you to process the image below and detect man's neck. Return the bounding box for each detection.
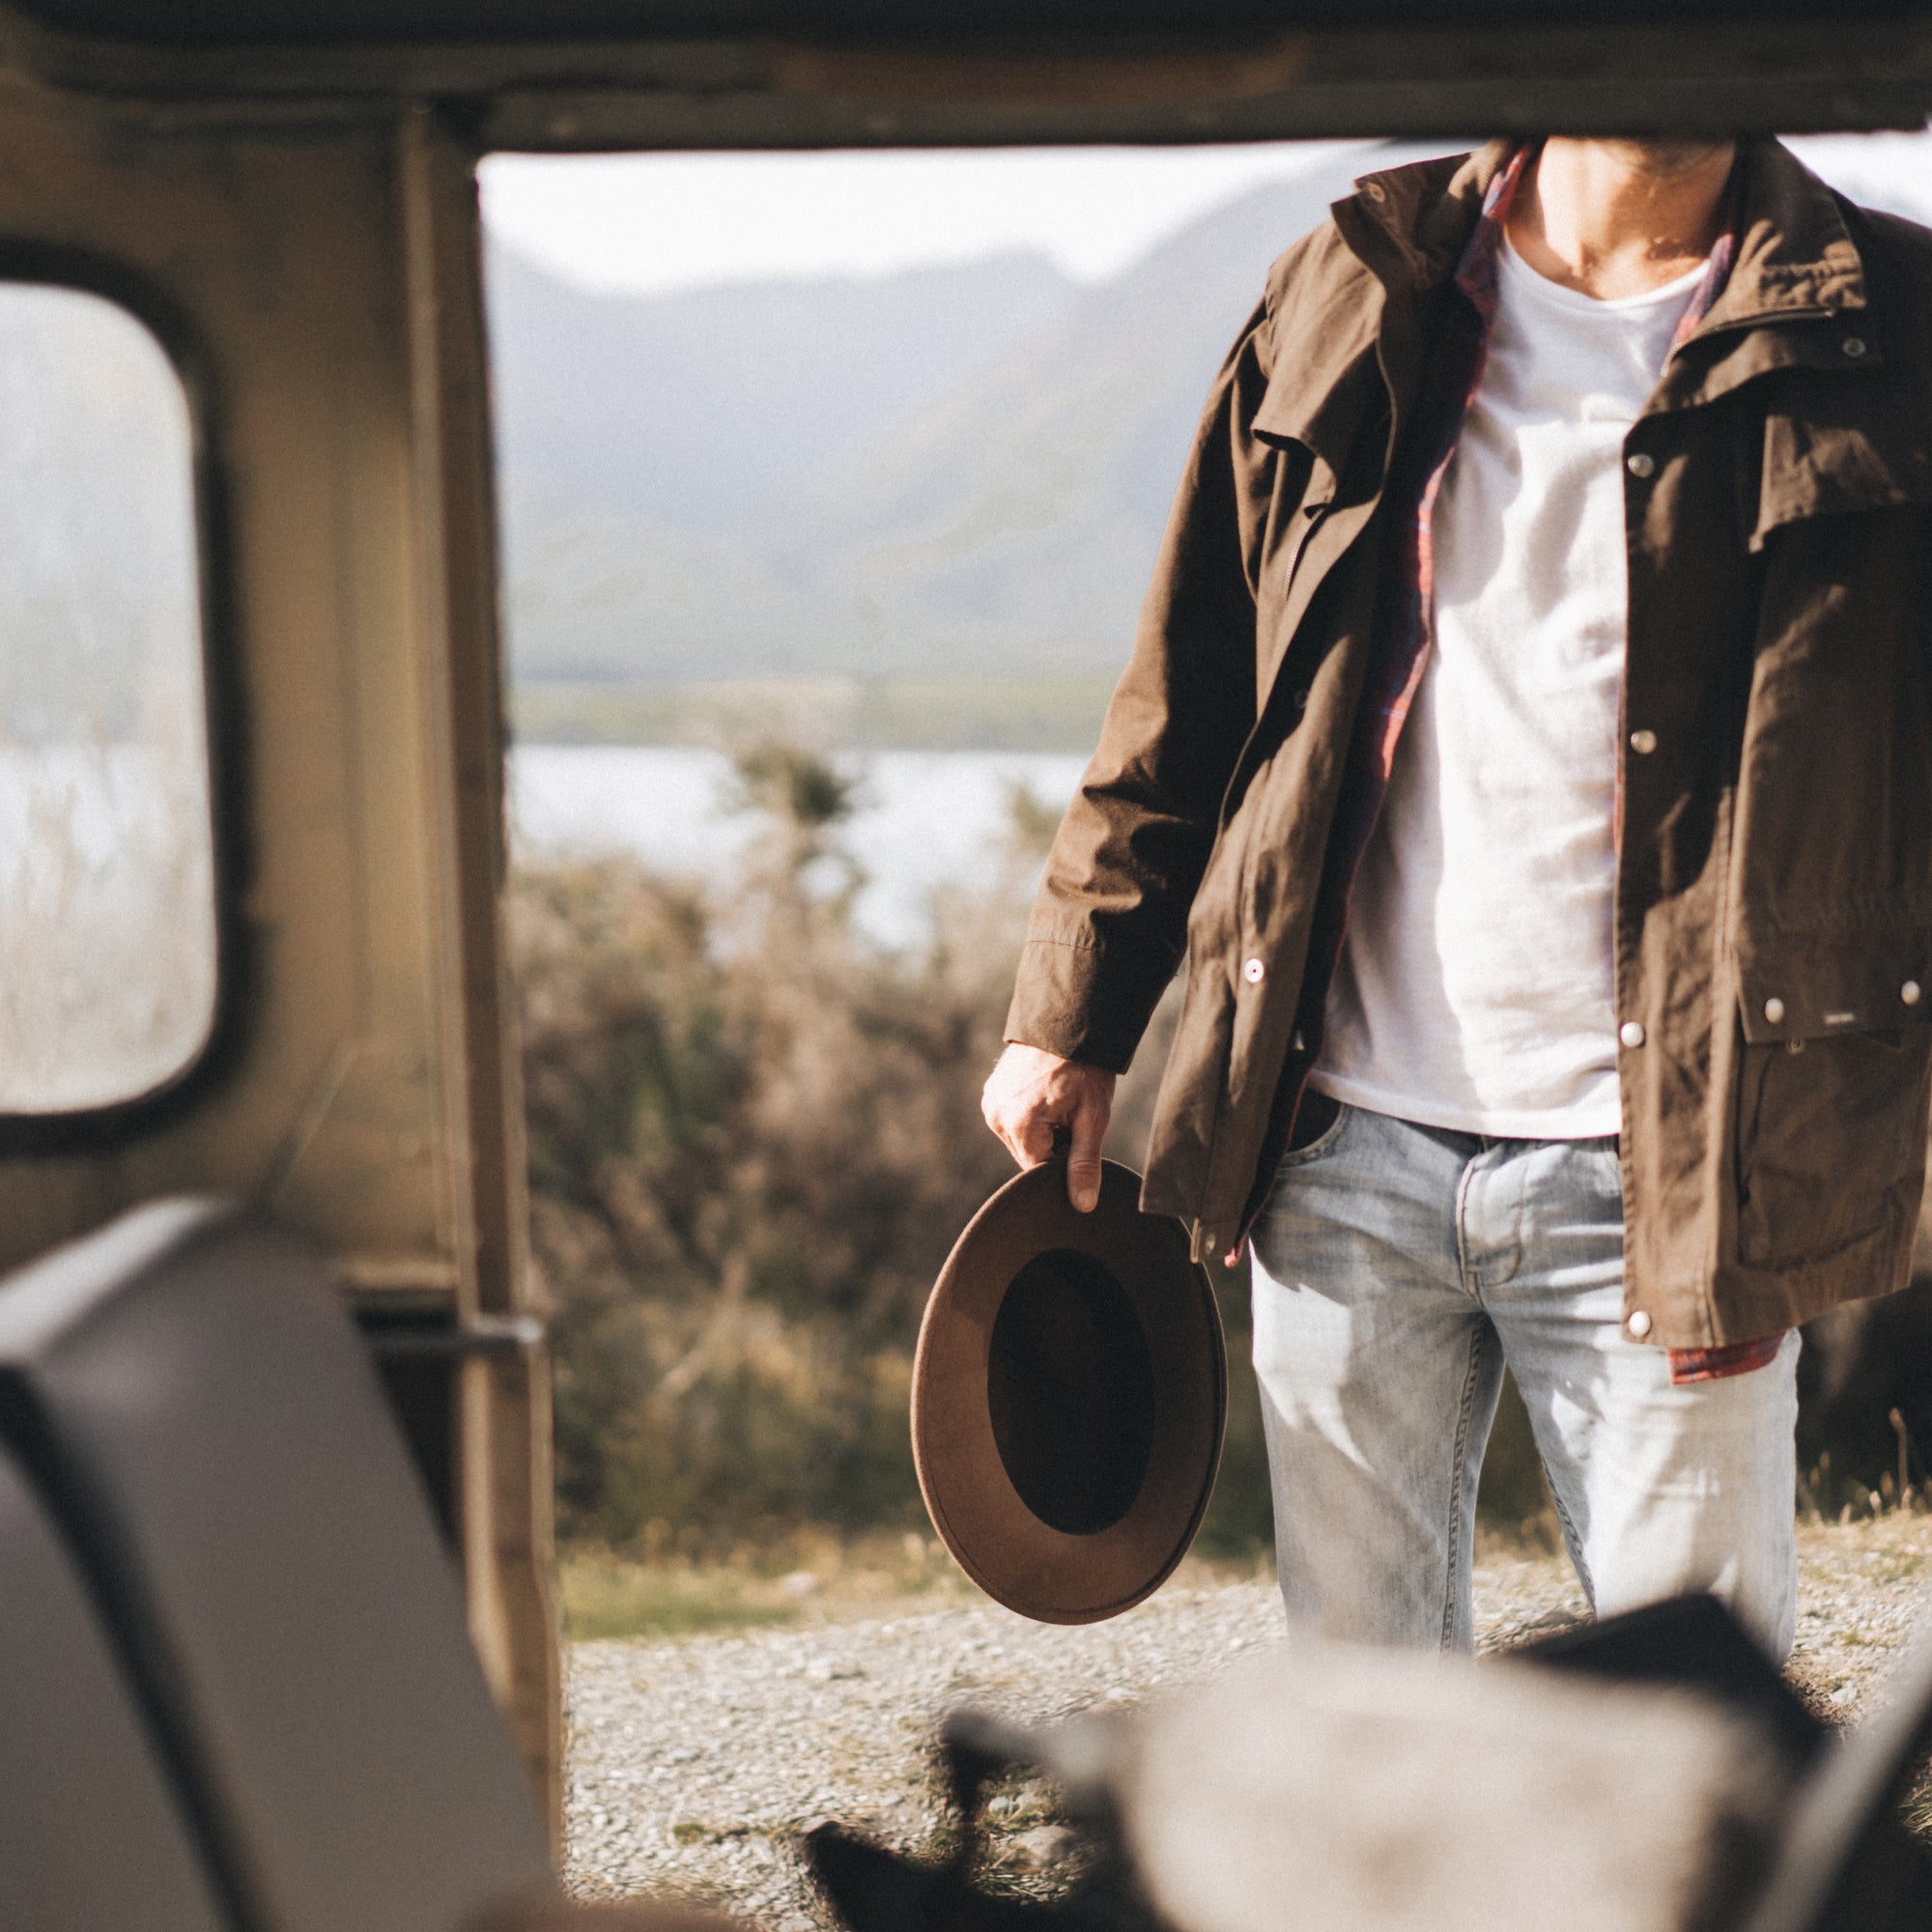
[1505,138,1737,301]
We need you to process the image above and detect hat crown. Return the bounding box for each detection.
[987,1246,1156,1537]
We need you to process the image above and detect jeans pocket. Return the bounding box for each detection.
[1273,1095,1350,1173]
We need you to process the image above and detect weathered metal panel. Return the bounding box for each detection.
[0,71,556,1824]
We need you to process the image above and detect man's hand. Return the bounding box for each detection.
[981,1042,1116,1213]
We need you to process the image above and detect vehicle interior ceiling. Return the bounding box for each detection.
[0,0,1918,1904]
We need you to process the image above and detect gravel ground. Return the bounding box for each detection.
[1787,1513,1932,1715]
[564,1516,1932,1925]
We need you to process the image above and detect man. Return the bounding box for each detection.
[982,135,1932,1659]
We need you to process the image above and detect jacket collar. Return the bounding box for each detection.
[1656,139,1883,417]
[1336,137,1884,414]
[1329,138,1925,545]
[1696,137,1865,333]
[1255,144,1516,487]
[1333,139,1514,295]
[1338,135,1863,324]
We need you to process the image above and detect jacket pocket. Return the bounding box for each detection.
[1735,1018,1932,1271]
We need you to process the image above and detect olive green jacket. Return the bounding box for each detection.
[1006,137,1932,1349]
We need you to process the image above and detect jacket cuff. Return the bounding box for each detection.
[1004,935,1178,1075]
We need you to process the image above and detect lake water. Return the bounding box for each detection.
[509,746,1088,947]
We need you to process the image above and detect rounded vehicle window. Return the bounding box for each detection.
[0,284,213,1114]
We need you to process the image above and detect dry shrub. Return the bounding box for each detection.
[516,742,1290,1560]
[514,745,1024,1550]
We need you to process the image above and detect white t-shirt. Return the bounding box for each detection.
[1309,240,1706,1139]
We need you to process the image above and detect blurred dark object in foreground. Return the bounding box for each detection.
[808,1595,1932,1932]
[469,1903,752,1932]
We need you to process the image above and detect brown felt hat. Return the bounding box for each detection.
[912,1157,1226,1625]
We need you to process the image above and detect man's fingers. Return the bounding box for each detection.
[1011,1109,1060,1168]
[1066,1089,1108,1213]
[984,1086,1062,1168]
[981,1046,1117,1191]
[983,1058,1049,1168]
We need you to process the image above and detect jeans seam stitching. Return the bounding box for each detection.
[1442,1324,1485,1648]
[1545,1461,1591,1607]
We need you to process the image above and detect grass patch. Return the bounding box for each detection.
[558,1527,989,1642]
[559,1529,1279,1646]
[559,1553,802,1641]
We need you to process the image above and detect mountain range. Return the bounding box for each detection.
[486,137,1932,749]
[485,140,1439,746]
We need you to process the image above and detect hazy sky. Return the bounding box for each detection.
[480,131,1932,298]
[480,140,1378,293]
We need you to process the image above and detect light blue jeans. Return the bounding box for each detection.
[1248,1101,1800,1658]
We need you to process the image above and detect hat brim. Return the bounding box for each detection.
[912,1158,1226,1625]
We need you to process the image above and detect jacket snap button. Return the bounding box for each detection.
[1843,336,1867,358]
[1764,997,1786,1025]
[1627,1310,1653,1340]
[1243,957,1265,984]
[1619,1020,1645,1049]
[1629,728,1658,755]
[1626,452,1656,479]
[1905,980,1922,1006]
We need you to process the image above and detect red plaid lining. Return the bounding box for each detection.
[1666,1337,1785,1384]
[1272,158,1527,1140]
[1342,151,1530,845]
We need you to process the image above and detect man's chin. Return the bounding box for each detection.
[1565,135,1737,178]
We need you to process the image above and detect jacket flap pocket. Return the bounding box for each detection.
[1736,929,1932,1044]
[1754,392,1932,549]
[1251,336,1381,489]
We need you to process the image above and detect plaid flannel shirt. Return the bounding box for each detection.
[1291,149,1778,1385]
